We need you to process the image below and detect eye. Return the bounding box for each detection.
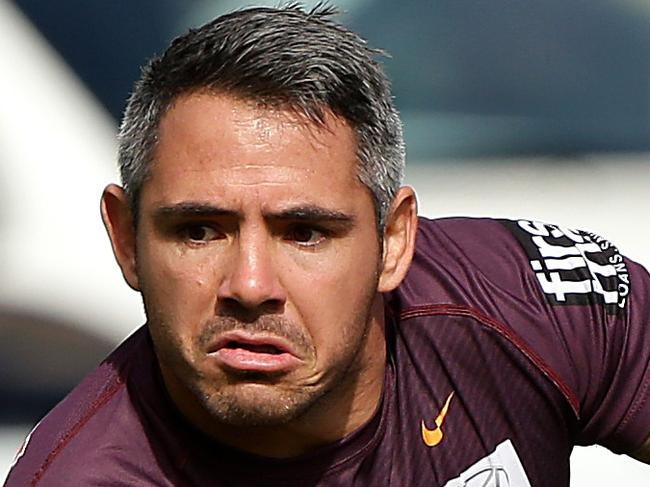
[180,224,224,243]
[285,225,327,247]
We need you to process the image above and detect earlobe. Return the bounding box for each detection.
[100,184,140,291]
[378,187,418,293]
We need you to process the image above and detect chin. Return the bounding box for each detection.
[197,381,323,427]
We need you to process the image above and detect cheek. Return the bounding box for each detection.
[283,244,381,355]
[137,243,219,333]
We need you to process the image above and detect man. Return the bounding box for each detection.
[5,5,650,486]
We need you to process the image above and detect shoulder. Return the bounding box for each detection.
[4,326,157,486]
[402,215,635,314]
[398,216,537,307]
[394,216,650,454]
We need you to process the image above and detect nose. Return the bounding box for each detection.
[217,228,286,311]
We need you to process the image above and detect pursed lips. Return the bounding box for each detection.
[207,331,304,374]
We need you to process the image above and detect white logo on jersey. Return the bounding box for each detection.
[442,439,531,487]
[516,220,630,310]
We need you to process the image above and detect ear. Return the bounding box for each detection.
[100,184,140,291]
[378,186,418,292]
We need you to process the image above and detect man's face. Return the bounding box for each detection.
[132,93,388,428]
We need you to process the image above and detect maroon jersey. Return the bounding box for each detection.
[6,217,650,486]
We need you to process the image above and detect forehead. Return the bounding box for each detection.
[143,92,366,208]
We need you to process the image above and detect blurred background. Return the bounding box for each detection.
[1,0,649,483]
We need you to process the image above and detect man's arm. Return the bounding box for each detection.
[631,435,650,464]
[490,220,650,456]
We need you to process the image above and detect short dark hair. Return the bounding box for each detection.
[118,4,405,228]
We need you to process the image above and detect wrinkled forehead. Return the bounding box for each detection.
[163,87,357,143]
[142,91,369,209]
[156,90,358,162]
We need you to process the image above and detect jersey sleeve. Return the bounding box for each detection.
[403,217,650,454]
[499,218,650,453]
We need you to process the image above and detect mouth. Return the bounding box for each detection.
[207,332,303,374]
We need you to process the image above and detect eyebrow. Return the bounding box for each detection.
[271,205,354,224]
[153,203,237,220]
[152,202,355,224]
